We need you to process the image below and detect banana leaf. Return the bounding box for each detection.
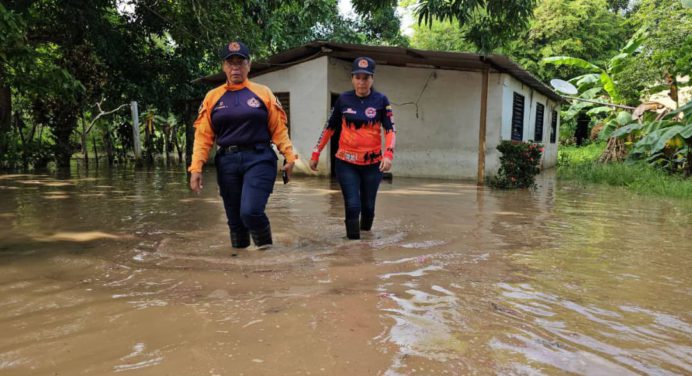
[665,100,692,120]
[681,123,692,139]
[633,132,658,153]
[571,74,601,90]
[587,106,614,116]
[620,26,648,55]
[600,72,619,103]
[599,119,619,140]
[580,87,604,99]
[608,53,629,74]
[648,126,685,154]
[616,111,632,125]
[542,56,601,72]
[643,119,661,134]
[611,122,645,138]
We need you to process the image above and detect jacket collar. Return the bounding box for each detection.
[224,79,249,91]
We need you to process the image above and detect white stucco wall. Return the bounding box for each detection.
[251,56,329,174]
[499,74,560,169]
[251,56,559,178]
[327,57,486,180]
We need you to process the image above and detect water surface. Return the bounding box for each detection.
[0,168,690,375]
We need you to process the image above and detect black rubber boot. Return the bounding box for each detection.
[250,225,273,250]
[360,216,374,231]
[230,231,250,256]
[345,218,360,240]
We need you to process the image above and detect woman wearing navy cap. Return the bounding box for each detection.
[310,57,396,240]
[189,41,297,254]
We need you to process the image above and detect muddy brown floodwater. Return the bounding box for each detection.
[0,168,690,375]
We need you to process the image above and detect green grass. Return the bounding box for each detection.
[558,143,692,199]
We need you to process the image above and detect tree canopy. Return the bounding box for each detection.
[0,0,405,169]
[357,0,536,52]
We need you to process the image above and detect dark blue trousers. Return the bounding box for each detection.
[215,144,277,239]
[335,159,383,221]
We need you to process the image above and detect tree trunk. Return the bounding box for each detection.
[172,124,183,164]
[13,115,28,169]
[80,112,89,168]
[599,137,627,163]
[0,69,11,161]
[163,124,170,165]
[0,88,11,144]
[144,118,153,164]
[80,131,89,168]
[104,130,114,166]
[92,135,98,166]
[53,109,78,168]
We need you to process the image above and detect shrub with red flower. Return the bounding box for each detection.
[489,141,543,189]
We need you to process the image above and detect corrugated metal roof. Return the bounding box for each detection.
[194,41,564,103]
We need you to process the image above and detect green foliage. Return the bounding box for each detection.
[409,19,475,51]
[607,0,631,12]
[542,23,649,150]
[357,0,536,53]
[489,141,544,189]
[1,0,408,170]
[507,0,627,82]
[614,0,692,104]
[0,4,26,62]
[543,26,647,106]
[610,101,692,174]
[558,143,692,198]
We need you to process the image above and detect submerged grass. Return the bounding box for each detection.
[557,143,692,199]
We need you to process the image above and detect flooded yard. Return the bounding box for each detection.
[0,167,690,375]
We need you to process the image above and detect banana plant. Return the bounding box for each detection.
[633,101,692,152]
[602,111,635,140]
[611,100,692,173]
[542,26,648,107]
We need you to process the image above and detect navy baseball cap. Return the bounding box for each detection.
[220,41,250,60]
[351,57,375,75]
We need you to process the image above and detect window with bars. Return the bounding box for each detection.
[534,103,544,142]
[511,92,525,141]
[550,110,558,143]
[275,92,290,136]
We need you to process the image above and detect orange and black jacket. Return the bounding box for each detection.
[188,79,296,173]
[311,90,396,165]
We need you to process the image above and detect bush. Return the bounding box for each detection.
[489,141,543,189]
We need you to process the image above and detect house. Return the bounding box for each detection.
[194,41,563,183]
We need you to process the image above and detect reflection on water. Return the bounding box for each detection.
[0,167,690,375]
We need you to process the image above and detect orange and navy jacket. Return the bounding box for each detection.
[188,79,296,173]
[311,90,396,165]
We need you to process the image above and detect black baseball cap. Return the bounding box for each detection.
[220,41,250,60]
[351,57,375,75]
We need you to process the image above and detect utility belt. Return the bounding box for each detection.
[217,142,270,155]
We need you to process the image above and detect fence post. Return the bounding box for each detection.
[130,101,142,163]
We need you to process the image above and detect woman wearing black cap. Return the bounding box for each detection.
[309,57,396,240]
[189,41,297,255]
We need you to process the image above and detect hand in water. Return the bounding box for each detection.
[189,172,203,193]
